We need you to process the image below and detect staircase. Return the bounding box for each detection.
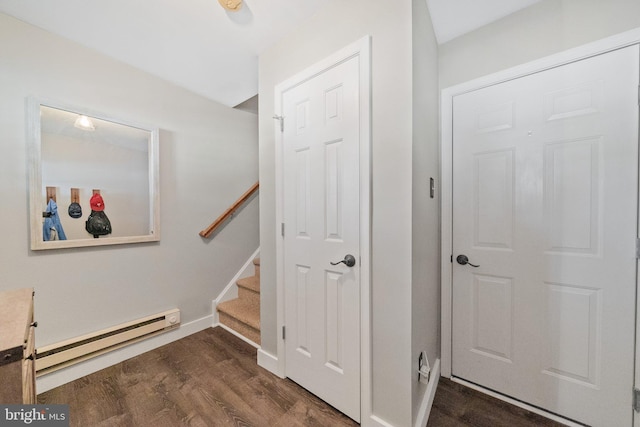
[217,257,261,345]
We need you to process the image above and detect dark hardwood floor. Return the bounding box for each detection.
[38,327,358,427]
[427,379,565,427]
[39,327,565,426]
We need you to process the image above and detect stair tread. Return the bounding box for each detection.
[218,298,260,330]
[237,275,260,293]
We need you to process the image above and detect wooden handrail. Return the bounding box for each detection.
[199,182,259,238]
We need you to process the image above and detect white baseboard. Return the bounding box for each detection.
[369,415,397,427]
[415,358,440,427]
[366,359,440,427]
[257,348,284,378]
[214,322,260,349]
[36,314,213,394]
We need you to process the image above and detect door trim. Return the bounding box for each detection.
[441,27,640,424]
[274,36,372,422]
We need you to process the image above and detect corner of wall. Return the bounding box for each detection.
[411,0,441,424]
[257,348,284,378]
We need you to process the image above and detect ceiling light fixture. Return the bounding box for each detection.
[74,115,95,131]
[218,0,242,12]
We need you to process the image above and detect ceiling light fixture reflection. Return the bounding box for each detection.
[74,115,95,131]
[218,0,242,12]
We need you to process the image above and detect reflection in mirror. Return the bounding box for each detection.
[29,99,160,250]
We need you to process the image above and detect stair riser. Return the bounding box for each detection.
[217,257,261,345]
[238,287,260,306]
[219,312,261,344]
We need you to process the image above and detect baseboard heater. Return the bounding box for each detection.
[36,309,180,376]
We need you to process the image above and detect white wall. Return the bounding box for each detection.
[258,1,438,425]
[0,14,258,351]
[439,0,640,89]
[412,0,441,424]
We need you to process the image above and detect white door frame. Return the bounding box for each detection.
[274,36,372,422]
[441,28,640,424]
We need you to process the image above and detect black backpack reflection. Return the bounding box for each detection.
[86,211,112,238]
[68,202,82,218]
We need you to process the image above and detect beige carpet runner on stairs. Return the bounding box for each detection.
[217,257,261,344]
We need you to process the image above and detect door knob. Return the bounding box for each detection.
[456,254,479,268]
[330,254,356,267]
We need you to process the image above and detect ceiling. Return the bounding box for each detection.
[0,0,540,108]
[426,0,541,44]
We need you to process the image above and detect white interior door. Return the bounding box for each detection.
[451,45,639,426]
[281,54,361,422]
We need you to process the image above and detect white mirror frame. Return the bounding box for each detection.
[27,97,160,250]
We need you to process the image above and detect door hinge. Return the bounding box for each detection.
[281,223,285,238]
[636,238,640,259]
[282,326,286,340]
[273,115,284,132]
[633,388,640,412]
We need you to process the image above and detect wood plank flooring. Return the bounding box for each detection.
[427,379,565,427]
[38,327,357,427]
[39,326,565,426]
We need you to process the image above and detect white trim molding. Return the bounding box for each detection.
[257,348,283,378]
[274,35,372,424]
[214,322,260,349]
[414,359,441,427]
[369,415,397,427]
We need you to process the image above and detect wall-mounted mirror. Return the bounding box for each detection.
[28,98,160,250]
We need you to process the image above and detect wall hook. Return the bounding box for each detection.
[46,186,56,202]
